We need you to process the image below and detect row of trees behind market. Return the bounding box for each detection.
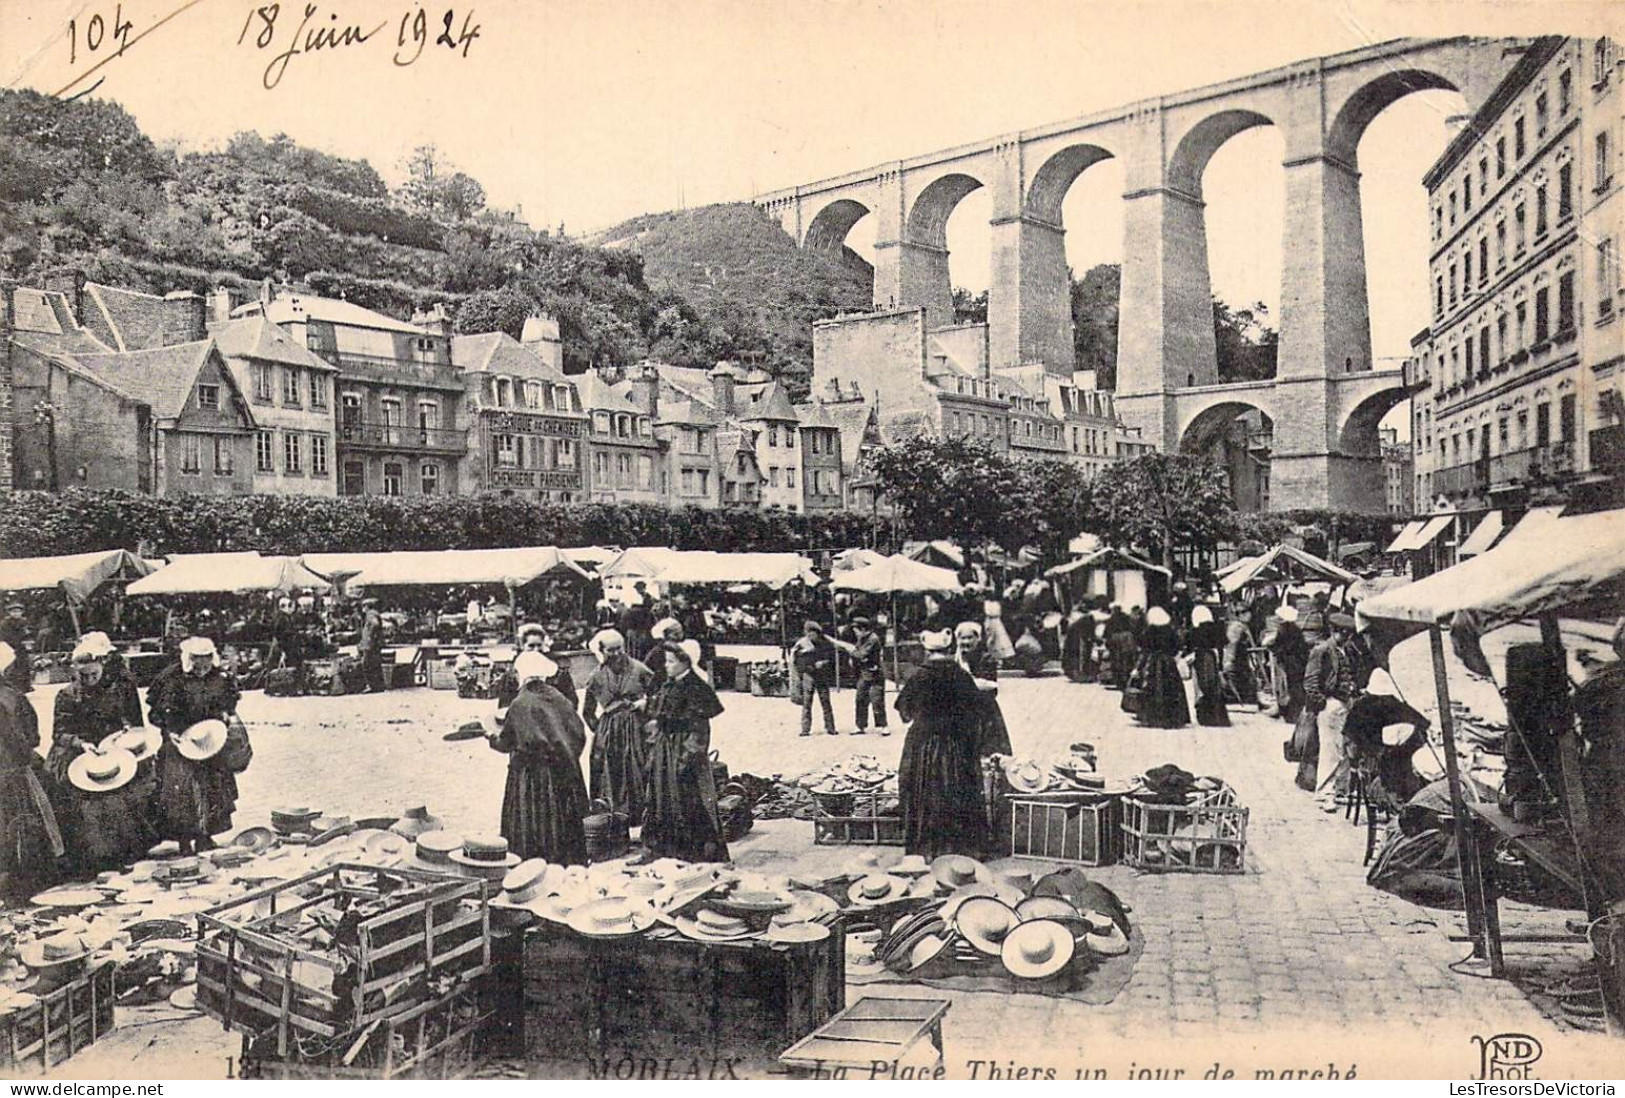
[0,449,1397,571]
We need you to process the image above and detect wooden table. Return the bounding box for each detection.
[778,996,950,1077]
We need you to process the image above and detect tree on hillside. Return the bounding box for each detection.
[454,284,538,339]
[1091,452,1237,571]
[398,144,486,221]
[1213,298,1278,381]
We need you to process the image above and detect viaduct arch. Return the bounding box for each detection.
[757,37,1525,511]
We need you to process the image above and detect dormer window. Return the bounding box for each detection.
[495,378,513,408]
[197,384,219,410]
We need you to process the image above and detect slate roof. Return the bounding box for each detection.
[824,401,876,468]
[66,341,226,420]
[83,282,176,352]
[734,379,798,422]
[452,331,570,381]
[577,370,642,412]
[9,289,113,356]
[243,293,426,335]
[211,316,336,371]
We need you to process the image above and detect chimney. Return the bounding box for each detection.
[259,278,273,305]
[411,303,453,339]
[205,286,242,329]
[825,377,842,401]
[848,380,862,400]
[162,291,206,345]
[521,314,563,370]
[710,361,736,415]
[43,267,84,324]
[632,363,660,420]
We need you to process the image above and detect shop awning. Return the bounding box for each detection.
[1384,521,1425,553]
[600,549,818,590]
[1359,508,1625,631]
[1407,515,1455,552]
[832,554,963,595]
[1044,547,1171,579]
[1498,505,1566,547]
[1218,544,1357,595]
[337,548,588,590]
[1457,510,1504,558]
[0,549,156,603]
[127,553,331,595]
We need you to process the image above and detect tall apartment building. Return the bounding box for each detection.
[1410,36,1624,524]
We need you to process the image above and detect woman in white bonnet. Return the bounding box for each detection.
[580,628,653,821]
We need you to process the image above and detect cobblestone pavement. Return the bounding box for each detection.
[31,631,1621,1079]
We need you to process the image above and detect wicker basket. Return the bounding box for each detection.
[1120,783,1248,874]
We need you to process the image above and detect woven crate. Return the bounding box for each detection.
[427,660,459,690]
[1120,784,1248,874]
[239,975,492,1080]
[0,961,115,1074]
[196,864,492,1054]
[812,786,903,846]
[1006,792,1121,866]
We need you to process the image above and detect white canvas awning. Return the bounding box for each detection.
[0,550,155,602]
[1044,547,1170,579]
[1218,544,1357,594]
[1359,508,1625,630]
[600,549,817,590]
[1457,510,1504,558]
[1498,505,1565,547]
[127,553,331,595]
[832,554,962,595]
[334,547,588,590]
[1407,514,1455,552]
[1384,521,1425,554]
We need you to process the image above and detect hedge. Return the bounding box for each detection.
[0,490,884,560]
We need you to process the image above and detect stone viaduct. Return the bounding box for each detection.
[756,37,1526,511]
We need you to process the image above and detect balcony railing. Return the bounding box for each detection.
[1432,458,1488,496]
[314,349,464,391]
[338,421,466,452]
[1489,442,1576,486]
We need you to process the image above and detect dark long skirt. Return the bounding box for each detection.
[641,734,728,863]
[1125,653,1189,729]
[974,693,1012,759]
[589,708,647,822]
[899,723,988,860]
[500,753,588,865]
[1223,648,1258,706]
[1106,635,1137,691]
[156,746,237,839]
[71,769,157,869]
[1192,649,1230,727]
[1293,707,1321,792]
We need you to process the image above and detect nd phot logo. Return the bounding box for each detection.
[1471,1033,1543,1079]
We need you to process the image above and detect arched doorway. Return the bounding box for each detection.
[1179,399,1275,512]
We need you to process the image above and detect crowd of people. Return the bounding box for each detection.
[0,632,249,899]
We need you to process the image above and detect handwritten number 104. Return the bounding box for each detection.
[68,5,134,64]
[396,8,480,66]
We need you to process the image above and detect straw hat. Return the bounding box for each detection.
[20,934,89,973]
[782,890,840,923]
[903,933,953,974]
[361,832,409,865]
[673,908,754,942]
[270,806,320,833]
[68,747,139,794]
[175,720,228,762]
[846,874,910,906]
[1016,895,1081,923]
[566,898,655,938]
[1003,759,1051,794]
[930,854,994,891]
[109,726,162,763]
[449,835,520,878]
[1000,920,1077,980]
[889,855,931,878]
[954,896,1021,955]
[411,830,464,873]
[232,827,277,854]
[498,859,550,905]
[389,806,445,839]
[764,922,830,944]
[1081,922,1130,957]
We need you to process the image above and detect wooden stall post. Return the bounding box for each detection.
[1430,623,1502,974]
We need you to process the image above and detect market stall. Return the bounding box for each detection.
[1217,543,1357,596]
[832,554,962,682]
[125,553,331,597]
[0,550,157,664]
[1359,506,1625,1033]
[1043,547,1170,612]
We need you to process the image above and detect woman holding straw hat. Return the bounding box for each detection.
[0,642,63,898]
[147,637,241,854]
[640,640,728,864]
[581,629,653,822]
[486,650,589,864]
[47,636,157,872]
[895,629,988,860]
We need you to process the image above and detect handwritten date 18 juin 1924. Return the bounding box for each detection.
[238,3,481,90]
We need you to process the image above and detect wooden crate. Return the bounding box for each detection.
[521,920,843,1062]
[0,961,115,1075]
[1120,784,1249,874]
[239,975,492,1079]
[812,786,903,846]
[196,864,493,1054]
[1006,792,1121,866]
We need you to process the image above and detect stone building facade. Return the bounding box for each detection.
[455,331,586,502]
